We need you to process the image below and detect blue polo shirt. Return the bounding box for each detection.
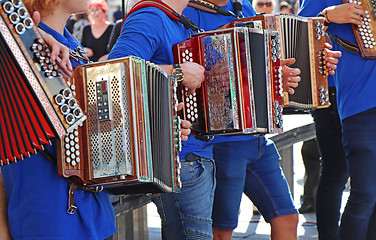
[1,22,116,240]
[300,0,376,120]
[108,6,213,160]
[183,0,259,143]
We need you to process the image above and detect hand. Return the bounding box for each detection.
[325,3,366,25]
[324,42,342,75]
[180,62,205,95]
[32,11,73,77]
[177,102,191,141]
[84,47,94,57]
[280,58,301,95]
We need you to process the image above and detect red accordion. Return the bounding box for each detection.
[0,0,85,165]
[173,27,283,136]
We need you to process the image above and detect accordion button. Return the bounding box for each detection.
[65,157,71,163]
[71,161,76,167]
[76,157,81,163]
[9,12,20,24]
[65,137,70,143]
[65,144,70,149]
[66,150,71,156]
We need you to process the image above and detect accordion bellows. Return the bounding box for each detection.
[0,0,85,165]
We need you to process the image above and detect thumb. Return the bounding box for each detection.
[280,57,296,66]
[32,11,41,26]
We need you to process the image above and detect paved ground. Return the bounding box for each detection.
[147,115,349,240]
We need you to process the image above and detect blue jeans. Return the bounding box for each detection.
[340,107,376,240]
[212,137,297,230]
[312,88,348,240]
[151,153,216,240]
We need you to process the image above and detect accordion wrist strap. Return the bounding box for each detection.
[327,32,360,55]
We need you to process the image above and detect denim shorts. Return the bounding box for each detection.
[151,153,216,240]
[212,137,297,230]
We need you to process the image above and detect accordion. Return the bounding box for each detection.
[0,0,85,165]
[343,0,376,59]
[173,27,284,136]
[58,57,182,194]
[225,14,330,110]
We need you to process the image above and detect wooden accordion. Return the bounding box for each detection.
[0,0,86,165]
[225,14,330,110]
[173,27,284,136]
[343,0,376,59]
[58,57,182,194]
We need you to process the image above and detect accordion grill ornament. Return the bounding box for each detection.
[0,0,86,165]
[225,14,330,110]
[173,27,284,136]
[343,0,376,59]
[58,57,182,194]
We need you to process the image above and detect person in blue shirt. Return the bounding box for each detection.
[300,1,376,240]
[0,0,117,239]
[183,0,341,239]
[108,1,215,239]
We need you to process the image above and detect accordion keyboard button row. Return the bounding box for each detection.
[63,130,81,167]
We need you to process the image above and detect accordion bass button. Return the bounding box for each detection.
[9,12,20,24]
[65,157,71,164]
[3,2,14,14]
[17,7,28,19]
[15,22,25,35]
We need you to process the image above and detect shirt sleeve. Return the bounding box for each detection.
[108,9,164,61]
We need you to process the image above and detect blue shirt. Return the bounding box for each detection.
[108,6,213,160]
[299,0,376,120]
[1,22,116,240]
[183,0,260,143]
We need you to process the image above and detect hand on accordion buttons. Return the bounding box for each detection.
[180,62,205,95]
[281,58,301,95]
[32,11,73,77]
[324,43,342,76]
[177,102,192,141]
[325,3,366,26]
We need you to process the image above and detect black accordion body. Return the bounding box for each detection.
[173,27,284,136]
[343,0,376,59]
[0,0,85,165]
[58,57,182,194]
[225,14,330,110]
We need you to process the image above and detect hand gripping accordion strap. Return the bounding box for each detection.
[124,0,200,32]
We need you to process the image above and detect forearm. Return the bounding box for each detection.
[0,170,12,240]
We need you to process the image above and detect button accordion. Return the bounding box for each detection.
[57,57,182,194]
[343,0,376,59]
[173,27,284,136]
[224,14,330,110]
[0,0,86,165]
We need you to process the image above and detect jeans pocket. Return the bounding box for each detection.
[180,159,205,186]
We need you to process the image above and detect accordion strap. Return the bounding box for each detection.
[327,32,360,55]
[188,0,243,18]
[124,0,200,32]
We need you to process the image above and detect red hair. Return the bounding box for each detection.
[23,0,61,16]
[87,0,109,15]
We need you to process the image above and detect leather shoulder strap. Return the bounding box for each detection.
[123,0,200,32]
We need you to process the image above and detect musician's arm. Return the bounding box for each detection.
[159,62,205,95]
[0,170,12,240]
[320,3,366,30]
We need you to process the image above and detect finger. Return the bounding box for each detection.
[289,67,301,76]
[353,4,366,17]
[329,69,336,75]
[325,56,339,65]
[288,76,301,84]
[280,57,296,66]
[32,11,41,26]
[288,87,295,95]
[181,120,192,129]
[288,80,299,88]
[177,102,184,112]
[60,47,73,72]
[181,135,189,142]
[350,13,364,25]
[324,42,333,50]
[57,59,73,77]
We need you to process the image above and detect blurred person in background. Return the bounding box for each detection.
[81,0,113,62]
[113,5,122,22]
[279,1,292,14]
[253,0,276,14]
[72,13,89,42]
